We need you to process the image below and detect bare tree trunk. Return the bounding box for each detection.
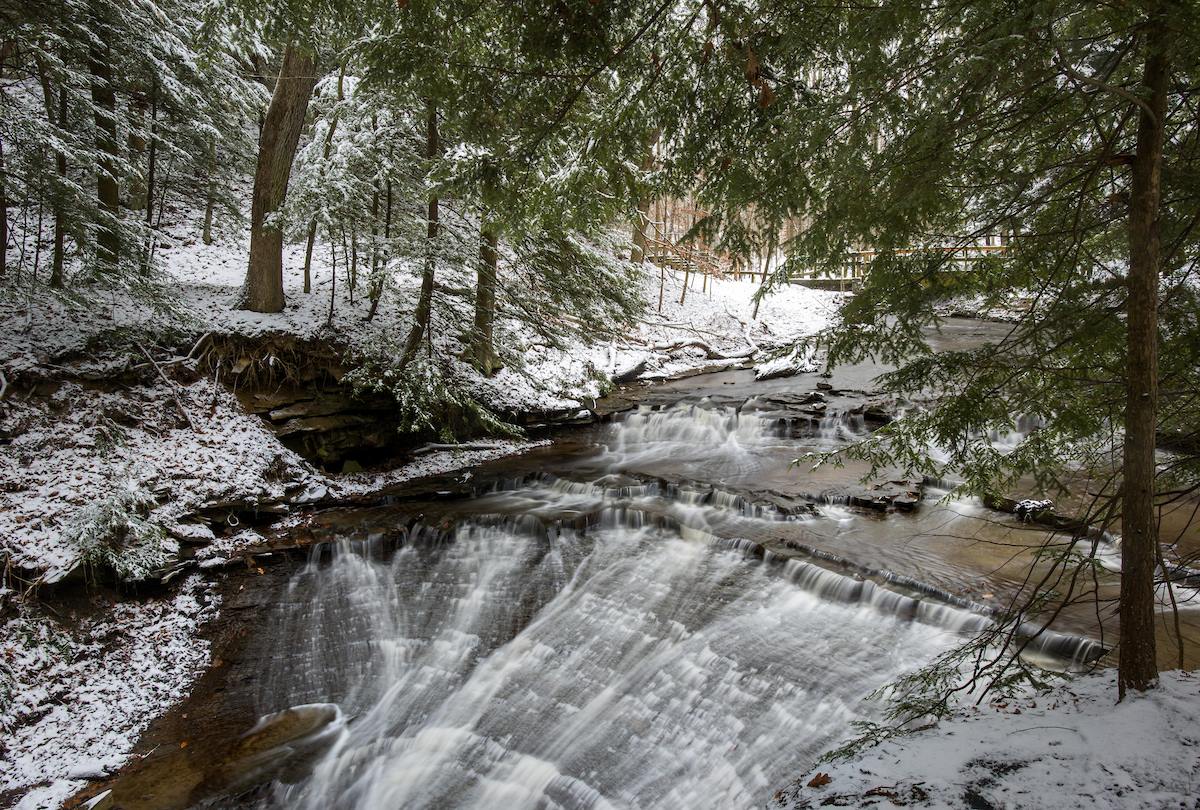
[140,78,158,275]
[463,217,502,376]
[1118,6,1168,699]
[0,45,8,278]
[243,45,319,313]
[302,221,317,293]
[401,102,440,366]
[144,79,158,226]
[630,129,659,264]
[0,131,7,279]
[302,65,344,295]
[366,177,392,321]
[127,87,148,211]
[32,179,44,279]
[349,225,358,302]
[89,43,120,271]
[202,140,216,245]
[366,114,380,315]
[752,235,775,320]
[50,84,66,288]
[326,229,337,327]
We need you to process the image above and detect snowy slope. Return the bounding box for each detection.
[775,669,1200,810]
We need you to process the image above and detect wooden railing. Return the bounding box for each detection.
[841,243,1008,278]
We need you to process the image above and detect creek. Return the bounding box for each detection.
[102,319,1197,810]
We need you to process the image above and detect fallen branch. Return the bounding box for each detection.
[412,442,510,456]
[186,331,212,360]
[0,368,8,401]
[137,343,199,432]
[649,338,752,361]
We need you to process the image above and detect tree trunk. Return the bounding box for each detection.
[366,178,393,321]
[243,45,319,313]
[50,84,67,288]
[0,45,8,278]
[326,229,336,326]
[140,79,158,275]
[0,131,7,279]
[1118,7,1169,699]
[464,218,502,376]
[752,236,774,320]
[145,79,158,227]
[401,102,439,366]
[302,65,344,296]
[302,221,317,293]
[89,43,120,271]
[202,140,216,245]
[366,115,380,316]
[127,88,148,211]
[349,225,358,302]
[631,129,660,264]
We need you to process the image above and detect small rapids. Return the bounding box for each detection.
[242,402,1101,810]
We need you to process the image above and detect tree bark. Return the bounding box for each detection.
[0,45,8,278]
[302,65,344,295]
[1118,5,1168,699]
[202,140,216,245]
[366,177,392,321]
[127,87,148,211]
[89,42,120,271]
[401,102,439,367]
[630,129,660,264]
[0,129,7,279]
[243,45,319,313]
[50,84,67,288]
[144,79,158,227]
[463,217,502,376]
[35,54,71,288]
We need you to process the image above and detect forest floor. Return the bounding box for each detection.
[0,226,839,808]
[774,669,1200,810]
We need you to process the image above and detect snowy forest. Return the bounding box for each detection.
[1,1,1199,808]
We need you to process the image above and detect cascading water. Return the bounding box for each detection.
[237,402,1101,810]
[252,521,957,810]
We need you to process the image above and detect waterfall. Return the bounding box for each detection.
[252,514,957,810]
[234,400,1106,809]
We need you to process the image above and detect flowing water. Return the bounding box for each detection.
[236,395,1106,810]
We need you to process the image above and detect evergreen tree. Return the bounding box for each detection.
[677,0,1200,695]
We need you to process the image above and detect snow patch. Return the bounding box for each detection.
[775,669,1200,810]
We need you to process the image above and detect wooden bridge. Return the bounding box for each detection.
[638,198,1008,292]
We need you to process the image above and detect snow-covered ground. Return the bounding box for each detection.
[0,223,837,579]
[2,576,217,810]
[0,429,545,809]
[775,669,1200,810]
[1,226,839,412]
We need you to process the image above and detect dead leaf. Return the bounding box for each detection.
[807,772,832,788]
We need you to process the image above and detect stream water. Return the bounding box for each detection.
[236,362,1106,809]
[249,411,964,810]
[108,321,1197,810]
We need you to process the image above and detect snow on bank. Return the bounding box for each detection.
[334,439,550,496]
[615,269,838,381]
[1,227,841,414]
[775,669,1200,810]
[0,376,318,580]
[1,576,218,810]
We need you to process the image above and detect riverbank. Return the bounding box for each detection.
[775,669,1200,810]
